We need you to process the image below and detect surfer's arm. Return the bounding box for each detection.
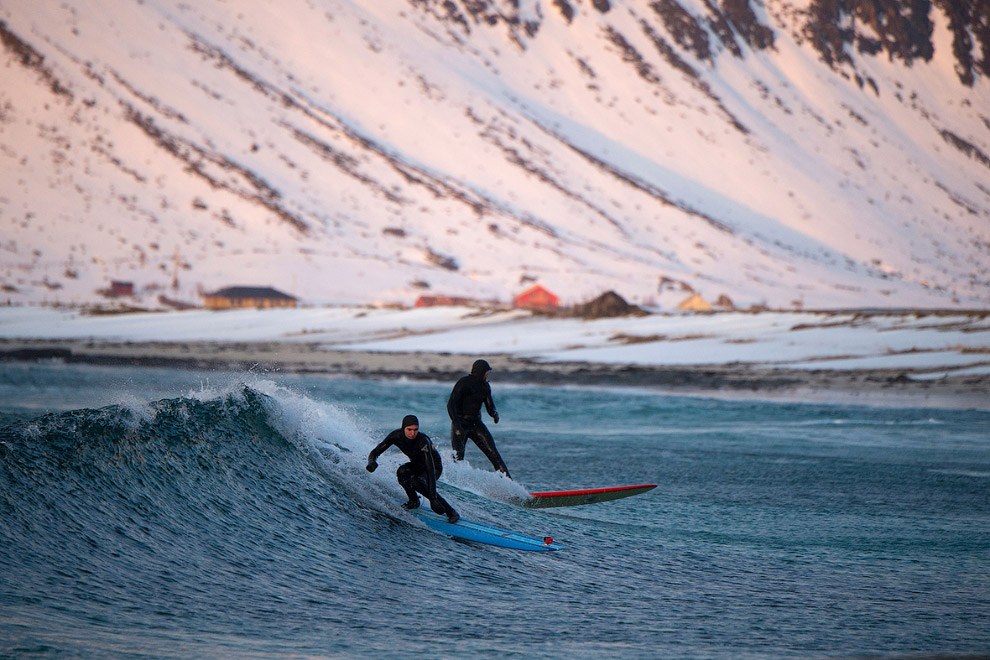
[366,437,393,472]
[447,380,467,435]
[446,380,463,420]
[484,387,499,424]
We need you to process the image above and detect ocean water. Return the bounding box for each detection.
[1,362,988,660]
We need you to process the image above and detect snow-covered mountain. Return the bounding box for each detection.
[1,0,987,310]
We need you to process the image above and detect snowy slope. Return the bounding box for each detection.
[0,0,987,310]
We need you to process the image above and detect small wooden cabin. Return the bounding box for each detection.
[110,280,134,296]
[203,286,297,310]
[414,295,474,308]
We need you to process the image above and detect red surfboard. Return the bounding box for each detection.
[517,484,657,508]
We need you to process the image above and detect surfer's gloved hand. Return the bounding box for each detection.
[492,412,499,424]
[365,458,378,473]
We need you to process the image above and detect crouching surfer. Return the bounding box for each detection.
[366,414,460,524]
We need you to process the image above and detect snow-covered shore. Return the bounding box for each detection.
[1,305,988,408]
[2,305,988,371]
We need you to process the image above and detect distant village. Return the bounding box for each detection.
[97,279,738,318]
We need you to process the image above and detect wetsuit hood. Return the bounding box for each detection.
[401,414,419,429]
[471,359,492,376]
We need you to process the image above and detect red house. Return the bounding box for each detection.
[110,280,134,296]
[513,285,559,311]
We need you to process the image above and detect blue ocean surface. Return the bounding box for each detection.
[1,362,988,659]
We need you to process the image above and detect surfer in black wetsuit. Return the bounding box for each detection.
[366,414,459,523]
[447,359,511,478]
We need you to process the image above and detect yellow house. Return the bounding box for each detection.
[204,286,297,310]
[676,293,712,312]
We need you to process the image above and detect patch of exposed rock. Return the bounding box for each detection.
[571,291,649,318]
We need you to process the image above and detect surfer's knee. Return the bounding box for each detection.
[396,463,414,485]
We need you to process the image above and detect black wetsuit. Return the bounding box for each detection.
[367,428,457,518]
[447,360,511,477]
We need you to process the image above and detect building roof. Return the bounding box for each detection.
[677,293,712,311]
[514,284,559,301]
[207,286,296,300]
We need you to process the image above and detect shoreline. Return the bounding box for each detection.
[2,338,988,409]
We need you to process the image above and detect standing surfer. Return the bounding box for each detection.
[366,414,459,523]
[447,359,511,478]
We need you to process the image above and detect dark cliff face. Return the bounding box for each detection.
[804,0,989,86]
[414,0,988,87]
[932,0,990,86]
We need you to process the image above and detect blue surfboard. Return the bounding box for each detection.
[410,508,564,552]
